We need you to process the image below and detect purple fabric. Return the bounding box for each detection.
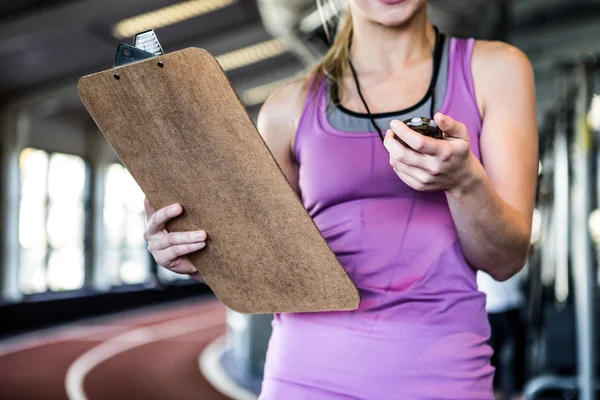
[260,37,495,400]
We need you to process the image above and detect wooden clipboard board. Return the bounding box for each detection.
[78,48,360,314]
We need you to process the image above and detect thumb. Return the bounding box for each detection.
[434,112,469,141]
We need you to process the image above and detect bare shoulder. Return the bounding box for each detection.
[471,40,535,115]
[255,76,312,192]
[473,40,532,73]
[256,77,310,147]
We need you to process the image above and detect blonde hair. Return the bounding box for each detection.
[309,2,353,103]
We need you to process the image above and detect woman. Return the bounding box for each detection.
[143,0,538,398]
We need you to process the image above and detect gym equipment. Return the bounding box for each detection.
[524,62,600,400]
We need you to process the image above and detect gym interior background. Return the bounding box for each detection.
[0,0,599,399]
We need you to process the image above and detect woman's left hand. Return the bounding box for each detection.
[383,112,478,192]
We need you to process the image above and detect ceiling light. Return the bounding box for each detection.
[216,39,288,71]
[113,0,235,39]
[241,75,301,107]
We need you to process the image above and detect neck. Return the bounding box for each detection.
[349,5,435,75]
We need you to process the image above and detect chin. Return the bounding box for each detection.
[352,0,426,27]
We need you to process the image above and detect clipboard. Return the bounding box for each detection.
[78,46,360,314]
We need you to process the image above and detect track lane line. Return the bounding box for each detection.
[0,300,222,358]
[65,309,225,400]
[0,325,126,358]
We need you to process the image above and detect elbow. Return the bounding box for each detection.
[491,267,521,282]
[489,235,531,282]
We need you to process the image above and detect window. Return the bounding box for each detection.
[103,164,150,285]
[19,148,87,294]
[17,148,187,296]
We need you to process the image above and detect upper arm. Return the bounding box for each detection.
[472,41,539,229]
[256,79,308,195]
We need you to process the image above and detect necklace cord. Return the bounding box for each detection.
[347,60,385,141]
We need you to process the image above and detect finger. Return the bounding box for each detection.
[163,258,200,275]
[384,126,410,148]
[392,160,433,186]
[163,242,207,262]
[154,242,206,269]
[394,169,426,192]
[150,230,207,251]
[390,120,444,156]
[384,129,418,157]
[144,197,155,222]
[386,131,438,172]
[147,203,183,236]
[434,113,468,140]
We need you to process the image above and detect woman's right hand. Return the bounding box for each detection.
[143,197,207,282]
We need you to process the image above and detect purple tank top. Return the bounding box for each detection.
[260,38,495,400]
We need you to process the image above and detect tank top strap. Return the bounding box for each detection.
[441,37,483,161]
[443,37,481,134]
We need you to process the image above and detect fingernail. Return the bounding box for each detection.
[195,231,206,240]
[195,242,206,249]
[171,205,179,214]
[391,120,399,130]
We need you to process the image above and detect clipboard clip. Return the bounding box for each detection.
[113,29,165,68]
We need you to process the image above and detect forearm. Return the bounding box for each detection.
[445,155,531,281]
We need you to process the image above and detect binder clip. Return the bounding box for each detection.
[113,30,165,68]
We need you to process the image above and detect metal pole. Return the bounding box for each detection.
[553,100,570,304]
[570,63,596,400]
[0,106,26,303]
[524,69,572,400]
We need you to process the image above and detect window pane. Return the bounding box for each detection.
[122,170,145,212]
[104,165,126,247]
[103,163,150,286]
[47,203,84,249]
[19,148,48,250]
[104,249,123,287]
[47,153,86,202]
[47,246,84,291]
[19,149,88,294]
[19,249,47,294]
[19,199,47,250]
[125,213,146,248]
[120,259,148,285]
[46,153,87,292]
[20,148,48,200]
[19,149,49,294]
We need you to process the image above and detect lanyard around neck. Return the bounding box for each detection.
[345,27,445,142]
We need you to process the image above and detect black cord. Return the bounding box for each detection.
[347,59,385,142]
[346,27,444,142]
[429,28,446,120]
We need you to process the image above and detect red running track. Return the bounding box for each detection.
[0,299,231,400]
